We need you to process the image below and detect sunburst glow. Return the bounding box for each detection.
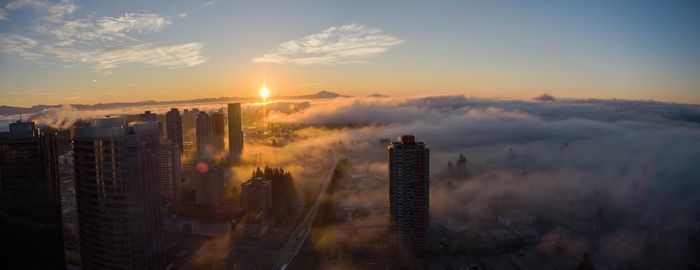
[259,82,270,101]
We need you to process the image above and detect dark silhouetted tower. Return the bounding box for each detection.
[160,139,181,205]
[0,121,65,269]
[196,166,224,206]
[138,110,158,122]
[73,117,164,270]
[211,111,225,152]
[241,177,272,213]
[196,111,212,160]
[388,135,429,254]
[227,103,243,162]
[166,108,184,152]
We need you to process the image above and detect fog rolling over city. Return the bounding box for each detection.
[2,93,698,268]
[262,95,700,267]
[3,0,700,269]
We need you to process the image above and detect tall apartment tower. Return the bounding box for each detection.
[72,117,164,270]
[195,167,224,206]
[210,111,226,152]
[139,110,163,139]
[138,110,158,122]
[0,121,65,269]
[388,135,430,254]
[227,103,243,162]
[165,108,184,152]
[159,139,182,205]
[182,109,196,131]
[196,111,212,160]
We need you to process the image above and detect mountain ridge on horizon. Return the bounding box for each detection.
[2,91,700,119]
[0,91,351,116]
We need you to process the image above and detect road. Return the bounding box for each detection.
[166,231,213,270]
[271,156,341,270]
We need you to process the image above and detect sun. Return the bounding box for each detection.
[259,82,270,101]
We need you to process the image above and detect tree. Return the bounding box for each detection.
[456,153,467,171]
[251,165,299,209]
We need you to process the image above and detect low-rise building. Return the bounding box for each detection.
[241,176,272,213]
[196,166,224,206]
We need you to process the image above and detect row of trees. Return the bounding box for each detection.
[252,166,300,210]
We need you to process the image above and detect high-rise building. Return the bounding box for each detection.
[182,108,198,131]
[195,166,224,206]
[139,110,166,139]
[227,103,243,162]
[210,111,226,152]
[0,121,65,269]
[388,135,430,254]
[157,115,167,140]
[182,109,192,130]
[72,117,164,270]
[241,177,272,213]
[166,108,183,151]
[138,110,158,122]
[196,111,212,160]
[159,139,181,205]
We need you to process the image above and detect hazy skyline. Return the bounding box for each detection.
[1,0,699,106]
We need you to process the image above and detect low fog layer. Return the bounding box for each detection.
[263,95,700,268]
[265,96,700,233]
[6,95,700,266]
[9,95,700,231]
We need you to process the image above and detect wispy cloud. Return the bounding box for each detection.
[98,13,170,35]
[254,24,404,65]
[4,0,77,23]
[0,0,206,72]
[32,12,171,46]
[40,42,206,72]
[0,34,41,59]
[0,8,8,21]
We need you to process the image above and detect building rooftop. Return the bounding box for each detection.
[74,116,158,139]
[389,134,427,148]
[0,121,38,140]
[399,135,415,143]
[91,116,125,128]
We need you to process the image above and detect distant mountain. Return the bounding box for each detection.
[0,91,350,116]
[367,93,388,98]
[0,105,60,116]
[289,91,348,99]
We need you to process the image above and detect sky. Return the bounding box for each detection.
[0,0,699,107]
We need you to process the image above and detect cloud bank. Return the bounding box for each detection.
[8,94,700,266]
[263,95,700,267]
[254,24,403,65]
[266,96,700,232]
